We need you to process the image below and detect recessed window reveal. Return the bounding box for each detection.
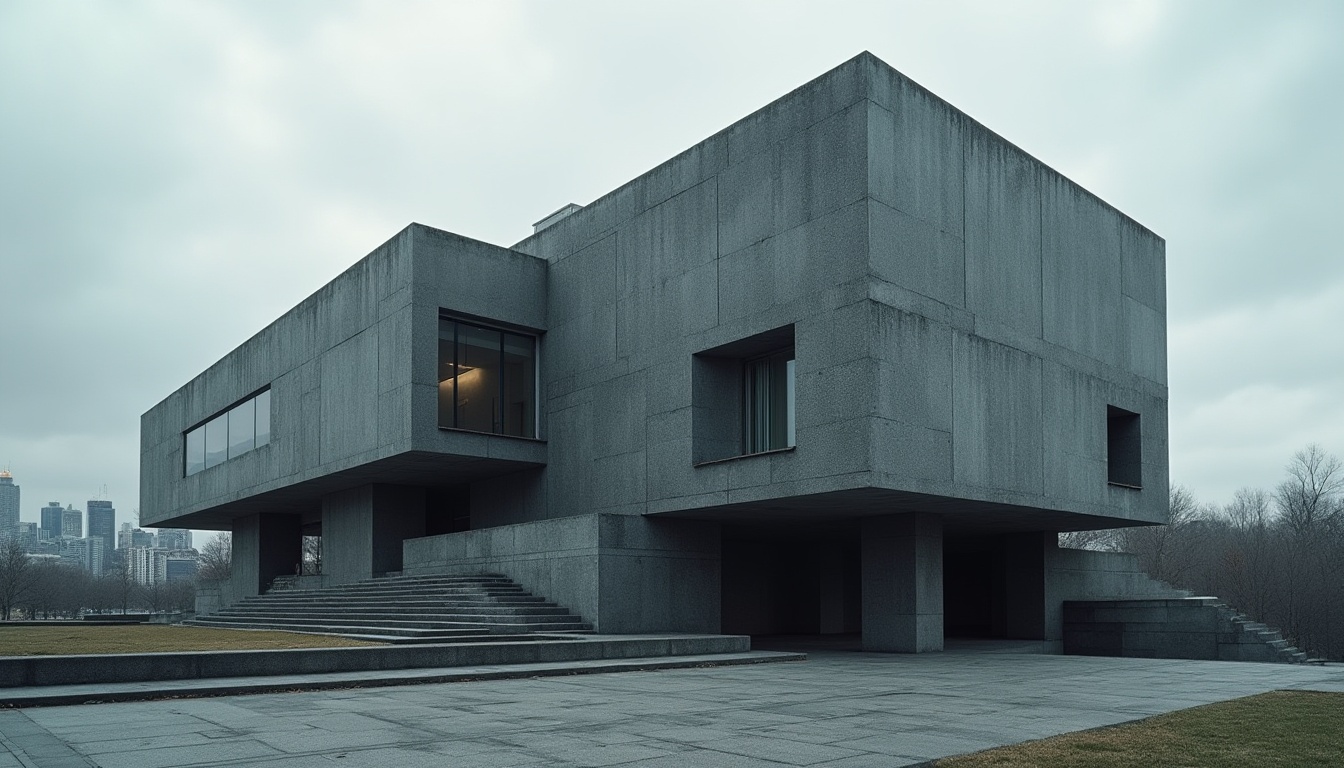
[185,390,271,476]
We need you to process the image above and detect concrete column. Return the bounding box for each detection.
[862,513,943,652]
[818,543,846,634]
[322,484,427,585]
[1001,532,1051,640]
[230,513,302,598]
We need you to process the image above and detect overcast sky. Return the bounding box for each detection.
[1,1,1340,534]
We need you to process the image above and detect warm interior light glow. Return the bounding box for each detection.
[438,364,476,384]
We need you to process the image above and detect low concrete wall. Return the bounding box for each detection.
[402,514,721,634]
[195,578,245,617]
[1064,598,1300,663]
[0,635,750,688]
[1043,547,1184,651]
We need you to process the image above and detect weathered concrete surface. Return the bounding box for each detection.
[5,650,1341,767]
[403,514,721,634]
[0,634,750,688]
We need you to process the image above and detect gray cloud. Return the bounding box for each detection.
[1,0,1340,527]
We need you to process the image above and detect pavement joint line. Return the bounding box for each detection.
[0,651,805,709]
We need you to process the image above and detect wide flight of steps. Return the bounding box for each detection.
[185,573,592,643]
[1064,596,1312,664]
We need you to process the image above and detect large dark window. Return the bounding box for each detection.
[438,317,536,438]
[743,349,796,454]
[185,389,271,476]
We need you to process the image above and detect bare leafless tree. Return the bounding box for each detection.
[1275,444,1343,535]
[198,532,232,581]
[0,538,38,620]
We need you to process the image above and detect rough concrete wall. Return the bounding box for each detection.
[507,54,876,521]
[402,514,720,633]
[863,55,1168,526]
[229,513,301,599]
[140,228,419,526]
[1044,545,1185,650]
[194,578,243,617]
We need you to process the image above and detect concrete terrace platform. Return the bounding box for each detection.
[0,634,763,689]
[1,650,1340,768]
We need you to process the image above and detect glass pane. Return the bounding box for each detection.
[228,399,255,458]
[457,324,501,433]
[204,414,228,469]
[785,357,796,448]
[744,357,770,453]
[438,319,456,428]
[254,390,271,447]
[185,428,206,476]
[501,332,535,438]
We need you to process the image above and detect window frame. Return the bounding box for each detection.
[437,314,539,440]
[183,388,272,477]
[742,348,797,455]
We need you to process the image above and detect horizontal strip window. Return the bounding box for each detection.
[437,317,536,438]
[185,390,271,476]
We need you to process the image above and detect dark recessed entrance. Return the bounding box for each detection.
[720,523,861,640]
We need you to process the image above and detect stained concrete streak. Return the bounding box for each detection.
[3,651,1342,767]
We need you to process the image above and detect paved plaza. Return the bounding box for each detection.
[2,649,1342,768]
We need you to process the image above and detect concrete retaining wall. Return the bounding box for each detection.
[1063,598,1303,663]
[402,514,720,634]
[1043,546,1184,651]
[0,634,750,688]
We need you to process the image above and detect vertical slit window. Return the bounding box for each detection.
[743,349,795,454]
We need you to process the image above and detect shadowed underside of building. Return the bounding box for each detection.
[141,52,1169,653]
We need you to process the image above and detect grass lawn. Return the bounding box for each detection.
[938,690,1344,768]
[0,624,383,655]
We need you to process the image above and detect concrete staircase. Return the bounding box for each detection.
[185,573,593,643]
[1064,597,1310,664]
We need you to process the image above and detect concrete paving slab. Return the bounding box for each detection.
[1,651,1341,768]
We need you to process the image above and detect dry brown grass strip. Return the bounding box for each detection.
[938,690,1344,768]
[0,624,383,655]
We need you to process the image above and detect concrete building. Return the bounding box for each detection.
[12,522,38,553]
[127,547,198,586]
[166,557,199,582]
[39,502,63,540]
[60,505,81,539]
[87,500,116,555]
[154,528,192,550]
[0,470,17,537]
[119,524,155,550]
[141,53,1168,653]
[58,536,104,577]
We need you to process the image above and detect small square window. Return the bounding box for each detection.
[1106,406,1142,488]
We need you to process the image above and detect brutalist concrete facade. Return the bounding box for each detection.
[142,53,1167,652]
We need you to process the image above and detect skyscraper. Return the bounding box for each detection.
[87,499,116,554]
[0,470,18,536]
[61,504,81,538]
[39,501,63,540]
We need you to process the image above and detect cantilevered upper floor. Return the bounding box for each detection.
[141,51,1167,535]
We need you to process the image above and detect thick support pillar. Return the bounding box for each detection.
[1001,532,1051,640]
[818,543,846,635]
[862,513,943,652]
[230,513,302,598]
[322,484,427,585]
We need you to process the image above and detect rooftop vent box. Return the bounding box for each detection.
[532,203,583,234]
